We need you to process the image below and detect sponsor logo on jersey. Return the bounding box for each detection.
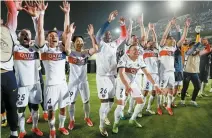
[14,52,39,60]
[41,53,66,61]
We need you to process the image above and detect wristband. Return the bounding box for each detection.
[40,11,45,15]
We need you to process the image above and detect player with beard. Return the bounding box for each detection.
[67,24,98,130]
[32,0,75,137]
[95,10,127,137]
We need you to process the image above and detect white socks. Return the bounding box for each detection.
[128,97,135,113]
[31,109,39,128]
[147,95,155,110]
[49,117,56,130]
[59,114,66,128]
[69,104,75,121]
[167,94,172,108]
[130,103,145,120]
[84,103,90,118]
[99,103,109,128]
[114,105,124,124]
[18,112,25,132]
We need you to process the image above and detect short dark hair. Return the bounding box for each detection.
[72,36,84,43]
[128,44,138,50]
[46,30,58,38]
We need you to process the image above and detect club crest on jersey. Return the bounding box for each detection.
[125,68,138,74]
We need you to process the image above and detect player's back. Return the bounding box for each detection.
[143,49,159,74]
[159,46,175,72]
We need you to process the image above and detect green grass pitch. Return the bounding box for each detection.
[1,73,212,138]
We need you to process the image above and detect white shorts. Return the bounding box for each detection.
[68,81,90,104]
[160,72,175,89]
[96,75,116,99]
[116,78,142,100]
[175,81,183,86]
[44,82,70,111]
[16,83,42,107]
[143,74,159,91]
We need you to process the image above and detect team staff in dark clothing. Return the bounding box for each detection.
[198,38,211,97]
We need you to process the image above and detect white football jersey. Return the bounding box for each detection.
[96,40,118,76]
[40,44,66,85]
[68,50,90,84]
[117,54,146,83]
[143,49,159,74]
[158,46,176,73]
[13,45,40,86]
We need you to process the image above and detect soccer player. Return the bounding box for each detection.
[172,19,190,107]
[95,10,127,137]
[67,24,98,130]
[33,1,75,137]
[142,23,159,115]
[1,1,23,137]
[158,17,177,115]
[14,29,43,138]
[112,44,162,133]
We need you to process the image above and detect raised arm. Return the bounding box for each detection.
[87,24,98,55]
[35,0,48,47]
[4,0,23,32]
[177,18,191,47]
[62,23,76,55]
[149,23,159,49]
[160,17,176,46]
[114,17,127,47]
[138,14,146,46]
[96,10,118,44]
[60,0,70,32]
[126,19,133,45]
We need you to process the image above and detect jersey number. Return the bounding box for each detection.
[17,94,25,101]
[100,88,107,94]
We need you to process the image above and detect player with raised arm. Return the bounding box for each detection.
[34,0,75,137]
[67,24,98,130]
[1,1,24,137]
[95,10,127,137]
[158,17,177,115]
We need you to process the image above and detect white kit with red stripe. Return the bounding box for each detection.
[116,54,146,99]
[143,49,159,74]
[13,44,40,86]
[68,50,90,83]
[40,44,66,85]
[158,46,176,73]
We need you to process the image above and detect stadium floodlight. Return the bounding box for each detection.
[115,28,121,33]
[169,0,182,10]
[129,3,141,17]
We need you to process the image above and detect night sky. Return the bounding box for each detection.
[1,1,211,38]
